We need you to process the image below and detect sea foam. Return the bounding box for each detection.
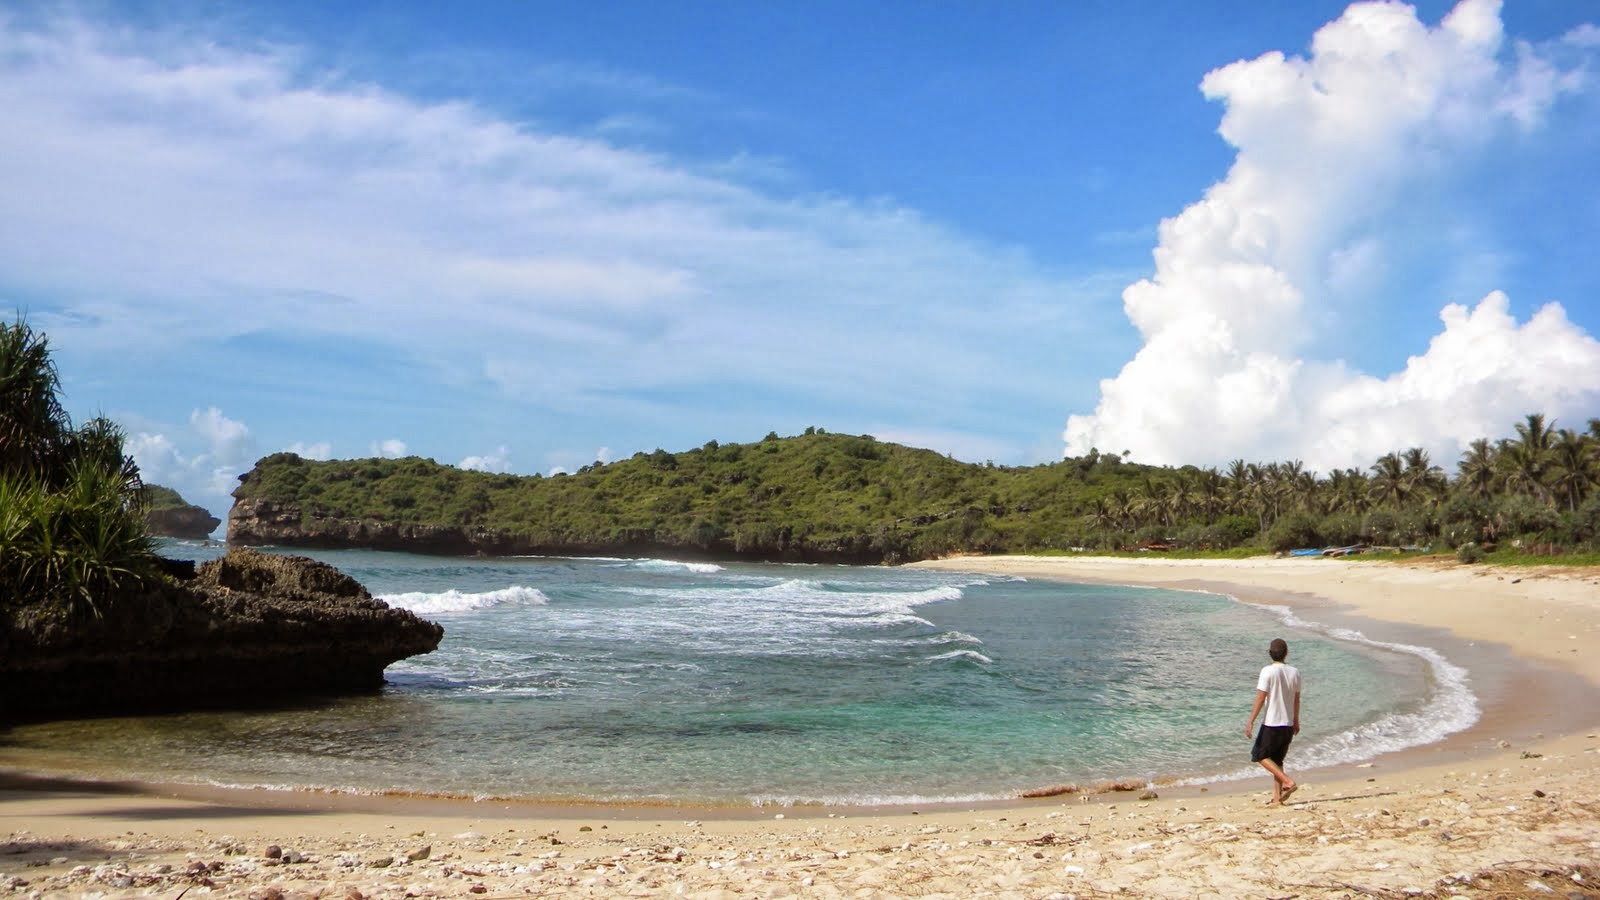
[1187,600,1481,784]
[381,585,550,615]
[632,558,726,574]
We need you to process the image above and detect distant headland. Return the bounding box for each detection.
[225,414,1600,566]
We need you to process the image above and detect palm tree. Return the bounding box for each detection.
[1401,447,1446,509]
[1323,467,1369,515]
[1132,475,1165,528]
[1455,438,1499,500]
[1369,453,1407,508]
[1223,459,1250,516]
[1194,467,1225,525]
[1108,488,1136,532]
[1500,413,1557,503]
[1548,428,1598,512]
[1160,476,1190,529]
[1083,497,1116,534]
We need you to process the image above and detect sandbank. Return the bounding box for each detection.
[3,556,1597,897]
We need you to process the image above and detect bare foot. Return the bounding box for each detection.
[1279,783,1298,803]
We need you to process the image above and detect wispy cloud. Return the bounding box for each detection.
[1064,0,1600,473]
[0,10,1118,448]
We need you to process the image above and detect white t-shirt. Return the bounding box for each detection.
[1256,662,1301,727]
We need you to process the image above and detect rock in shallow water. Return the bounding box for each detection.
[0,547,444,720]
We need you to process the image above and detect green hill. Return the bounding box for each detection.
[230,414,1600,565]
[230,432,1164,563]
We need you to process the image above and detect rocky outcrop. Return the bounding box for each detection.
[227,497,892,563]
[229,498,526,555]
[0,548,444,721]
[145,504,222,539]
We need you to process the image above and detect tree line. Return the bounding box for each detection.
[1077,413,1600,560]
[237,414,1600,564]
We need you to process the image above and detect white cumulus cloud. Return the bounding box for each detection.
[189,407,253,467]
[371,439,409,458]
[127,407,258,528]
[1064,0,1600,473]
[285,441,333,460]
[459,446,512,472]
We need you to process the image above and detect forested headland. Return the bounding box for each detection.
[231,416,1600,565]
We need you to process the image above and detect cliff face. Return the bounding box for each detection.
[228,498,524,555]
[145,504,222,539]
[0,548,444,721]
[227,497,886,563]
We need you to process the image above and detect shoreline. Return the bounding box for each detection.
[4,555,1598,897]
[911,555,1600,791]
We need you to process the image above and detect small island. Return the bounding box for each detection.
[142,483,222,539]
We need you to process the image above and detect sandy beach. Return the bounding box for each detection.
[3,555,1598,898]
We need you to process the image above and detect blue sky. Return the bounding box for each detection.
[2,0,1597,522]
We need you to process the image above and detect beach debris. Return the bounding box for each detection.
[263,845,281,859]
[579,825,593,832]
[455,831,486,840]
[367,855,393,868]
[1138,790,1158,801]
[1522,751,1545,759]
[406,845,431,861]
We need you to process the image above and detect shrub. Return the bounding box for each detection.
[1214,515,1259,547]
[2,318,158,617]
[1264,513,1323,552]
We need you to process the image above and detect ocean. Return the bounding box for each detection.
[3,540,1477,807]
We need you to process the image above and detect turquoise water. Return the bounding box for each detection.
[4,542,1474,806]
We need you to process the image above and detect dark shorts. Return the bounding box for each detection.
[1251,725,1294,765]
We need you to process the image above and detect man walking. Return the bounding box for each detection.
[1245,637,1301,805]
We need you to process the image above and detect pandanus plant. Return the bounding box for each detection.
[0,317,156,617]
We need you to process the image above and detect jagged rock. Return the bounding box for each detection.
[0,548,443,720]
[229,498,531,556]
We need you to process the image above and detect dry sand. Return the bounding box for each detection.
[3,555,1598,898]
